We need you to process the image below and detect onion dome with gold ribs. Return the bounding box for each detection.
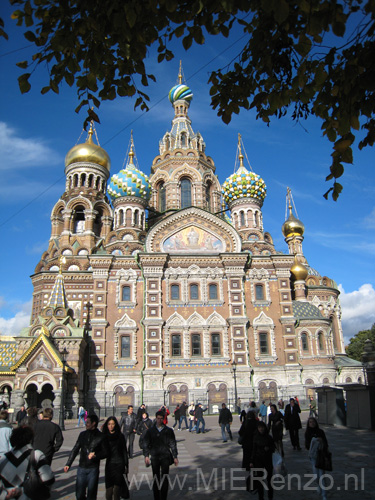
[222,137,267,205]
[107,137,150,202]
[282,192,305,238]
[65,124,110,170]
[291,255,308,281]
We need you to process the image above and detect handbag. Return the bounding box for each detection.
[23,450,51,500]
[315,447,333,471]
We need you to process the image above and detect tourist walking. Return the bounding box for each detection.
[64,414,109,500]
[188,403,196,432]
[0,425,54,499]
[259,401,268,422]
[305,417,329,500]
[179,401,189,430]
[119,405,137,459]
[239,411,257,491]
[137,411,153,451]
[136,403,147,425]
[0,410,12,459]
[195,403,207,434]
[102,416,129,500]
[33,407,64,465]
[158,405,170,426]
[172,405,180,428]
[78,406,86,427]
[250,421,275,500]
[309,396,318,418]
[284,398,302,450]
[143,410,179,500]
[20,406,38,429]
[267,404,284,457]
[247,401,260,419]
[218,403,233,442]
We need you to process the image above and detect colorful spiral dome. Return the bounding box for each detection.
[107,154,150,202]
[168,84,193,104]
[222,166,267,206]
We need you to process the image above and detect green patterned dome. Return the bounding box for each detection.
[222,166,267,205]
[168,84,193,104]
[108,148,150,202]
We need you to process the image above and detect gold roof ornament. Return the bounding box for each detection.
[282,187,305,238]
[291,254,308,281]
[65,122,111,170]
[41,324,50,337]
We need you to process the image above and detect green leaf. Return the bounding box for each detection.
[273,0,289,24]
[18,73,31,94]
[16,61,28,69]
[182,35,192,50]
[41,86,50,95]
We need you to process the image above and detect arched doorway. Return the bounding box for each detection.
[25,384,38,408]
[0,385,12,408]
[39,383,55,408]
[168,384,189,407]
[258,381,278,403]
[207,383,227,413]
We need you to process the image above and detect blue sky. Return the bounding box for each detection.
[0,4,374,343]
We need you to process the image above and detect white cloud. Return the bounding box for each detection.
[339,284,375,342]
[0,121,61,170]
[0,300,32,336]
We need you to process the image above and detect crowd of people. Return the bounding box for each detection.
[0,396,330,500]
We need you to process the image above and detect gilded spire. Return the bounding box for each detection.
[282,187,305,238]
[238,133,244,168]
[129,130,135,165]
[87,122,94,144]
[178,60,183,84]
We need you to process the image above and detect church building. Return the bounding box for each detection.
[0,71,363,414]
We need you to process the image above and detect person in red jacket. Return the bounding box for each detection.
[159,405,170,425]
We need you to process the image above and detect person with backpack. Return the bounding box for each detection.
[0,426,54,500]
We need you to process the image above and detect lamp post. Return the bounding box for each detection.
[232,360,238,413]
[59,347,68,431]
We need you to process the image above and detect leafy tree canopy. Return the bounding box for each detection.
[2,0,375,200]
[346,323,375,361]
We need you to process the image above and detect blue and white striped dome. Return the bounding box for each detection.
[108,161,150,202]
[168,84,193,104]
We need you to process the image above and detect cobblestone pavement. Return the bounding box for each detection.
[48,412,374,499]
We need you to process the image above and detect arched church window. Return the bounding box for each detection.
[93,208,103,237]
[158,182,166,212]
[180,132,187,147]
[240,211,245,226]
[122,286,131,301]
[180,178,192,208]
[119,210,124,226]
[318,332,325,351]
[73,205,85,233]
[189,284,199,300]
[134,210,139,226]
[206,182,211,211]
[126,208,132,226]
[255,284,264,301]
[301,333,309,351]
[171,284,180,300]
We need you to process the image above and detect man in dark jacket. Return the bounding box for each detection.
[218,403,233,442]
[143,410,178,500]
[284,398,302,450]
[33,407,63,464]
[119,405,137,458]
[64,414,109,500]
[136,403,146,425]
[178,401,188,430]
[194,403,208,434]
[15,405,26,426]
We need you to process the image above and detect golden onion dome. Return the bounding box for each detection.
[65,126,110,170]
[291,255,308,281]
[282,206,305,238]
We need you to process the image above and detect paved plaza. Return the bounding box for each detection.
[47,412,374,499]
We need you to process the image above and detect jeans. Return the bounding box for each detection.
[76,466,99,500]
[124,432,135,458]
[196,418,205,433]
[310,458,327,500]
[189,419,195,432]
[78,414,84,427]
[179,416,188,429]
[151,456,170,500]
[221,423,232,441]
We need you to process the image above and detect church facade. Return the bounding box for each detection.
[0,75,363,414]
